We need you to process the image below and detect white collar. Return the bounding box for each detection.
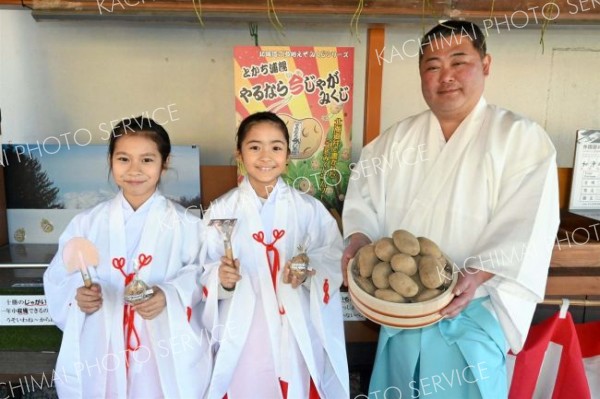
[118,189,160,220]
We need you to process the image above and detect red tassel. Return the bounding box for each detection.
[138,253,152,267]
[323,279,330,304]
[111,254,153,370]
[186,306,192,322]
[202,286,208,298]
[252,229,286,291]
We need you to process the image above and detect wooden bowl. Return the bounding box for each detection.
[347,257,458,329]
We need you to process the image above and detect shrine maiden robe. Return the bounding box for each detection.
[343,98,560,397]
[201,177,349,399]
[44,191,211,399]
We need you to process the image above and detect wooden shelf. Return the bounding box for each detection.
[2,0,599,23]
[548,210,600,296]
[0,351,57,383]
[546,276,600,296]
[551,240,600,268]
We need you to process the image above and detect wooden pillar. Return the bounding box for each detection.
[557,167,573,209]
[363,25,385,146]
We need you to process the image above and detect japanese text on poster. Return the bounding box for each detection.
[0,295,53,326]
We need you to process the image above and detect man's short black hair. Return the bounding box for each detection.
[419,20,487,63]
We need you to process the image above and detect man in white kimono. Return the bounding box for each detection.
[342,20,560,398]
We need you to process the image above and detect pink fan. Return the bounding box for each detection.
[62,237,100,288]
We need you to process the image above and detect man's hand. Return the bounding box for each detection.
[341,233,372,287]
[219,257,241,290]
[440,268,494,318]
[76,283,103,314]
[134,287,166,320]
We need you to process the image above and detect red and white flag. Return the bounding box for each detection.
[575,320,600,398]
[507,311,596,399]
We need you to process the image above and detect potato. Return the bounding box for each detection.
[413,288,443,302]
[418,255,446,273]
[390,253,417,276]
[392,230,420,256]
[419,255,447,289]
[411,272,426,294]
[357,244,379,278]
[374,289,407,303]
[354,276,376,295]
[389,271,419,297]
[439,267,454,289]
[413,254,422,265]
[374,237,399,261]
[417,237,443,258]
[372,262,393,289]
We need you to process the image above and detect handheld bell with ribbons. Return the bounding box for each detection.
[290,234,311,279]
[208,218,238,265]
[124,259,154,305]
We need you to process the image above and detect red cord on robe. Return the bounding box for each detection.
[111,253,152,367]
[252,229,286,314]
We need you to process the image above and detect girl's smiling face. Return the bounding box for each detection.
[111,133,167,210]
[238,121,289,198]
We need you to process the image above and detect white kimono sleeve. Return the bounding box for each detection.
[342,125,398,241]
[43,214,91,330]
[465,123,560,352]
[198,210,232,346]
[156,214,204,312]
[306,200,350,398]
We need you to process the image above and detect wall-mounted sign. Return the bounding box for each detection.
[570,129,600,221]
[0,295,53,326]
[340,291,365,321]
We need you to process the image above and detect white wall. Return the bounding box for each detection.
[381,23,600,167]
[1,10,600,167]
[0,11,367,164]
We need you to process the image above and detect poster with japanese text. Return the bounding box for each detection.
[569,129,600,221]
[0,296,53,326]
[234,46,354,226]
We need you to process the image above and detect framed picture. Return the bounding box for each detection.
[2,144,200,244]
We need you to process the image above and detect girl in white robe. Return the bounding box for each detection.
[200,111,349,399]
[44,117,211,399]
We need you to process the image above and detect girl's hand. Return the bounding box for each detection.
[133,286,166,320]
[219,257,241,290]
[283,261,315,289]
[76,283,103,314]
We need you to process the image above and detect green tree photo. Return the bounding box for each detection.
[3,145,64,209]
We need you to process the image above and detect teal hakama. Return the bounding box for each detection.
[368,297,507,399]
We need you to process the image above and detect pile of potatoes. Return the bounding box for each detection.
[353,230,453,303]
